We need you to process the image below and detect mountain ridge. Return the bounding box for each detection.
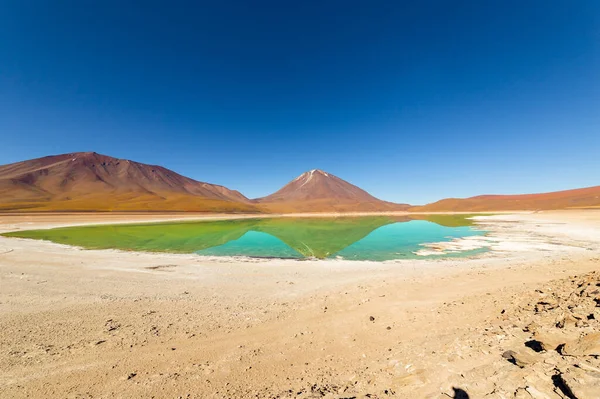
[411,185,600,211]
[0,152,256,212]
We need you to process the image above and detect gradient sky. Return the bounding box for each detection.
[1,1,599,204]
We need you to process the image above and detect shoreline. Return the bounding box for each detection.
[2,211,597,264]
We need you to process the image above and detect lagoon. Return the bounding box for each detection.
[2,215,486,261]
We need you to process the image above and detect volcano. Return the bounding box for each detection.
[255,169,410,213]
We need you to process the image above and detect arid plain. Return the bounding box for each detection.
[1,210,600,398]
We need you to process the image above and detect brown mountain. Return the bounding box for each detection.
[254,169,410,213]
[0,152,257,212]
[412,185,600,212]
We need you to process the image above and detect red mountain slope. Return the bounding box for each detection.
[0,152,257,212]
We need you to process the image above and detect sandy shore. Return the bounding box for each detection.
[1,210,599,398]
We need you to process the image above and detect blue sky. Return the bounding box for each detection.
[1,1,599,204]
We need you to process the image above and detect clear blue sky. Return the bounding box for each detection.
[1,1,599,204]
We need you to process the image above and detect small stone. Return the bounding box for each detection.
[533,330,570,351]
[562,333,600,356]
[556,313,578,329]
[502,349,541,368]
[369,316,375,322]
[524,321,541,333]
[514,388,530,399]
[105,319,121,332]
[576,319,589,328]
[535,298,558,312]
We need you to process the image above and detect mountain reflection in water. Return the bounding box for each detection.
[3,214,484,261]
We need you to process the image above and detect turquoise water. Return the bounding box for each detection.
[195,219,485,260]
[199,231,304,259]
[3,215,486,261]
[333,221,483,261]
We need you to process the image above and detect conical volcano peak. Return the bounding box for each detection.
[255,169,410,212]
[297,169,330,176]
[293,169,331,183]
[311,169,330,177]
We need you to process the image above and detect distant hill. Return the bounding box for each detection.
[412,185,600,212]
[254,169,410,213]
[0,152,257,212]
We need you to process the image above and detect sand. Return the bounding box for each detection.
[1,210,599,398]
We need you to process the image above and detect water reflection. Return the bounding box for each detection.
[3,214,482,260]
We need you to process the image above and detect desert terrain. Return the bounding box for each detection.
[1,210,599,398]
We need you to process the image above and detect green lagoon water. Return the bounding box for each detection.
[2,215,486,261]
